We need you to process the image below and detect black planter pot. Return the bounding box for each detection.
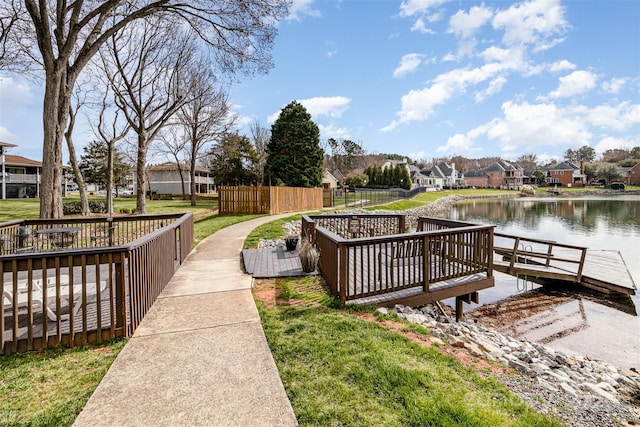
[285,236,299,251]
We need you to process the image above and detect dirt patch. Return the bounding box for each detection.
[253,278,283,307]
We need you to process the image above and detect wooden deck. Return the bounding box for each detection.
[494,233,636,295]
[242,248,304,278]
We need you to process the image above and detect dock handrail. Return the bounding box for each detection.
[304,214,494,302]
[494,232,588,281]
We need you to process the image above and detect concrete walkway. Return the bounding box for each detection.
[74,215,298,427]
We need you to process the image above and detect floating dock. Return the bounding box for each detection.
[493,232,636,296]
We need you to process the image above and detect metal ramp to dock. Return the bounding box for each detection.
[493,232,636,296]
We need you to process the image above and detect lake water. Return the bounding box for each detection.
[449,195,640,369]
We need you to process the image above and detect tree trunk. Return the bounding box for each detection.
[190,156,197,206]
[106,139,115,215]
[64,120,90,215]
[135,133,148,214]
[39,66,67,219]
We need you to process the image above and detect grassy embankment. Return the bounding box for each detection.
[3,187,621,425]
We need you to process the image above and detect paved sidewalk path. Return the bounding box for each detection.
[74,215,298,427]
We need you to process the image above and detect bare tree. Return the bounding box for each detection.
[249,120,271,185]
[91,93,131,214]
[102,20,198,214]
[65,91,91,215]
[1,0,288,218]
[0,1,21,69]
[177,63,235,206]
[155,125,188,196]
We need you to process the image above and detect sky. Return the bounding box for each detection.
[1,0,639,165]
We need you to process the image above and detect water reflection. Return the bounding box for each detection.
[453,196,640,235]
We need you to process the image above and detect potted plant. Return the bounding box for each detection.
[284,234,299,251]
[299,238,320,273]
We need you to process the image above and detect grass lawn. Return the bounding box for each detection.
[255,276,561,426]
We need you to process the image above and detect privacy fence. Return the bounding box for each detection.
[0,213,194,355]
[218,186,323,215]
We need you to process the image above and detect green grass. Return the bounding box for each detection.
[257,277,562,427]
[0,339,126,426]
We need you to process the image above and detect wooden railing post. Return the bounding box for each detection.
[338,244,347,302]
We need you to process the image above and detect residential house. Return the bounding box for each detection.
[463,169,489,188]
[144,163,215,195]
[322,169,344,189]
[546,161,585,187]
[623,162,640,185]
[423,162,465,189]
[408,164,433,188]
[0,142,41,199]
[485,160,523,190]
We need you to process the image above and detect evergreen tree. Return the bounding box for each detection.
[209,132,259,186]
[265,101,323,187]
[77,140,130,189]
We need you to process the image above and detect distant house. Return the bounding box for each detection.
[145,163,215,195]
[0,142,41,199]
[623,162,640,185]
[322,169,344,189]
[408,165,432,188]
[464,169,489,188]
[546,161,585,187]
[485,160,523,190]
[425,162,465,189]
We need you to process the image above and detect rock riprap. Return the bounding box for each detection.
[382,304,640,427]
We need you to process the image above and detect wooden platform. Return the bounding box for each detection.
[494,248,636,295]
[241,247,304,278]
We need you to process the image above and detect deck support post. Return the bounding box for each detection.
[455,296,463,322]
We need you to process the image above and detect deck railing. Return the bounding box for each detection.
[0,213,194,355]
[304,215,494,302]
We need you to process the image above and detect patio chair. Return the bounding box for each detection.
[2,280,63,322]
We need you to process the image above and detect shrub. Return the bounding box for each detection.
[63,200,107,215]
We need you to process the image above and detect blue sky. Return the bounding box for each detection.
[1,0,639,165]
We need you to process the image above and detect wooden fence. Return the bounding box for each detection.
[0,213,194,355]
[218,186,323,215]
[303,214,494,303]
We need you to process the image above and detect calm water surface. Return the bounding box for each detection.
[450,195,640,369]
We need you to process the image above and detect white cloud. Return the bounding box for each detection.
[492,0,568,50]
[268,97,352,123]
[0,75,34,110]
[437,133,478,154]
[410,18,435,34]
[393,54,426,78]
[601,77,627,94]
[318,123,350,140]
[0,125,18,143]
[399,0,451,17]
[549,60,575,72]
[475,76,507,102]
[547,70,597,98]
[447,5,493,39]
[299,96,351,118]
[583,102,640,132]
[484,101,592,150]
[594,136,638,157]
[384,62,512,130]
[286,0,322,21]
